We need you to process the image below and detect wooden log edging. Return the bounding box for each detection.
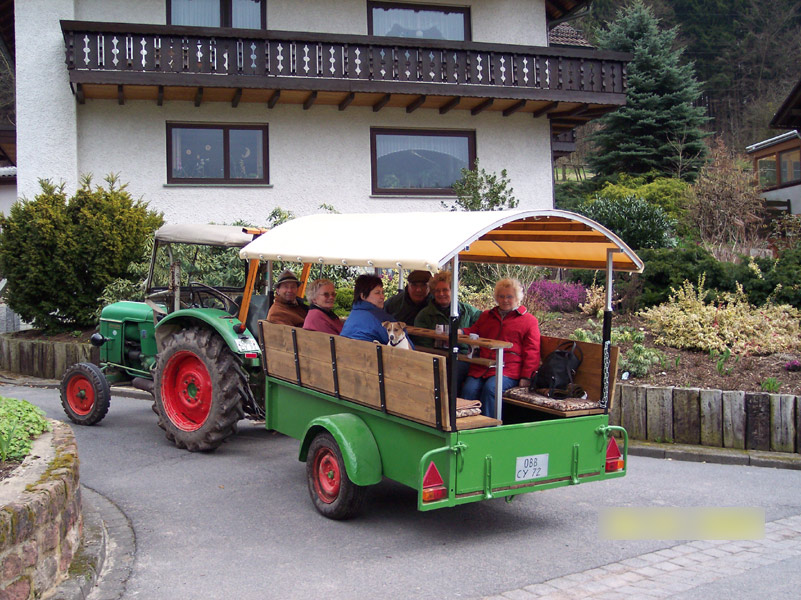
[0,335,98,380]
[611,384,801,455]
[0,422,83,598]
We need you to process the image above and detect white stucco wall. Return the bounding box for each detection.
[268,0,547,46]
[76,100,553,224]
[0,185,17,216]
[762,185,801,215]
[72,0,548,46]
[15,0,78,200]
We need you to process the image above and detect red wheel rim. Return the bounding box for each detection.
[65,374,95,416]
[313,447,341,504]
[161,351,213,431]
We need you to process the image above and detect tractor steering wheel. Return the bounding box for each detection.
[187,282,240,313]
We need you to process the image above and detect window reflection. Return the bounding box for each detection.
[758,157,777,188]
[370,2,468,41]
[229,129,264,179]
[780,149,800,184]
[170,0,263,28]
[168,125,268,184]
[171,128,224,179]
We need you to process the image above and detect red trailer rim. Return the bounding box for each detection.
[313,447,341,503]
[65,374,95,415]
[161,351,212,431]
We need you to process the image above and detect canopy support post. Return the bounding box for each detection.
[266,260,274,309]
[601,249,619,414]
[448,256,459,431]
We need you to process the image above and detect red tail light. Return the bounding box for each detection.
[422,461,447,502]
[606,436,625,472]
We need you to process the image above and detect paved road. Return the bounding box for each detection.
[4,383,801,599]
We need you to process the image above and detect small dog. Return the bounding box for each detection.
[382,321,411,349]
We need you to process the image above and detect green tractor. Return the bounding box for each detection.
[60,224,271,451]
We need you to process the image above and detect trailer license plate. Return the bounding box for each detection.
[515,454,549,481]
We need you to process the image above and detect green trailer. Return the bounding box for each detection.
[238,209,642,518]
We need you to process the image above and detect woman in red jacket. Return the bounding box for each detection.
[461,278,540,418]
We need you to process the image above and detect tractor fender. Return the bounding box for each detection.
[154,308,259,356]
[299,414,383,487]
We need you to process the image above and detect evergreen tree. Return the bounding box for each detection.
[587,1,708,181]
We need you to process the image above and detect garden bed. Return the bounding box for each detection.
[539,312,801,395]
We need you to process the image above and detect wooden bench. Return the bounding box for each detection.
[502,336,619,417]
[259,322,501,431]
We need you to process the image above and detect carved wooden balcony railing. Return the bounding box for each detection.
[62,21,628,107]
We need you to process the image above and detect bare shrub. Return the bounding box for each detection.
[687,138,766,260]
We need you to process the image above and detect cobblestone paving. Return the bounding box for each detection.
[483,514,801,600]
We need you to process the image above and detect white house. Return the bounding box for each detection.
[14,0,627,224]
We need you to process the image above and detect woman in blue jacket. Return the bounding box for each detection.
[340,274,396,343]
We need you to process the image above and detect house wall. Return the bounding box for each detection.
[74,0,547,46]
[17,0,553,222]
[0,183,17,215]
[75,99,553,224]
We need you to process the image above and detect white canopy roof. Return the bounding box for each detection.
[239,210,644,273]
[155,224,260,248]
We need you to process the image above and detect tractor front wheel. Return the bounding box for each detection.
[306,432,366,520]
[153,327,246,452]
[60,363,111,426]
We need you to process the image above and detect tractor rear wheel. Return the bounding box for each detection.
[60,362,111,426]
[153,327,246,452]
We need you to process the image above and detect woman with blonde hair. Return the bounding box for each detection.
[461,278,540,418]
[302,278,343,335]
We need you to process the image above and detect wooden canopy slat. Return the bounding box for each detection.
[480,232,609,243]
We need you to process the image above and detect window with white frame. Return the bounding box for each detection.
[168,0,265,28]
[368,1,471,41]
[167,124,268,184]
[370,128,475,195]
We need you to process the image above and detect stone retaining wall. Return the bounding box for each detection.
[0,422,82,599]
[0,335,98,380]
[610,384,801,454]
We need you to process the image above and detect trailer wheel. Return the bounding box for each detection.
[153,327,246,452]
[306,432,366,520]
[60,362,111,426]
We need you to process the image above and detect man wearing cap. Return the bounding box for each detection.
[384,270,432,325]
[266,270,308,327]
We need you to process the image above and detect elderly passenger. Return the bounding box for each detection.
[384,270,432,324]
[340,274,396,343]
[461,278,540,418]
[414,271,481,394]
[266,270,308,327]
[303,278,343,335]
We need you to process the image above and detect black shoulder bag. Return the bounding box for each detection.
[530,341,584,398]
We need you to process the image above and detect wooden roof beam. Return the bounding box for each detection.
[406,95,426,113]
[373,93,391,112]
[502,100,526,117]
[338,92,355,111]
[117,84,124,105]
[303,91,318,110]
[75,83,85,105]
[531,101,559,118]
[232,87,242,108]
[267,90,281,108]
[471,98,493,116]
[157,85,164,106]
[439,97,460,114]
[194,87,203,107]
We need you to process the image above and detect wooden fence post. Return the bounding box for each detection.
[620,385,646,441]
[770,394,796,453]
[700,389,723,447]
[722,391,746,450]
[646,386,673,443]
[673,387,701,444]
[745,392,770,451]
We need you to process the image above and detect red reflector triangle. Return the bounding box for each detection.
[606,436,622,460]
[423,461,444,488]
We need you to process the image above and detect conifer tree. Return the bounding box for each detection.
[588,1,708,181]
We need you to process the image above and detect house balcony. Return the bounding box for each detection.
[61,21,628,130]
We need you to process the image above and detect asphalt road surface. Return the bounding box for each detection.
[5,383,801,599]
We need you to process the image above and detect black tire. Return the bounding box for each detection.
[306,432,367,520]
[153,327,247,452]
[60,362,111,426]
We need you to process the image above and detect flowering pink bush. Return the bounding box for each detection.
[526,280,587,312]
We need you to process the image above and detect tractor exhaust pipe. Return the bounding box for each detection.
[131,377,155,395]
